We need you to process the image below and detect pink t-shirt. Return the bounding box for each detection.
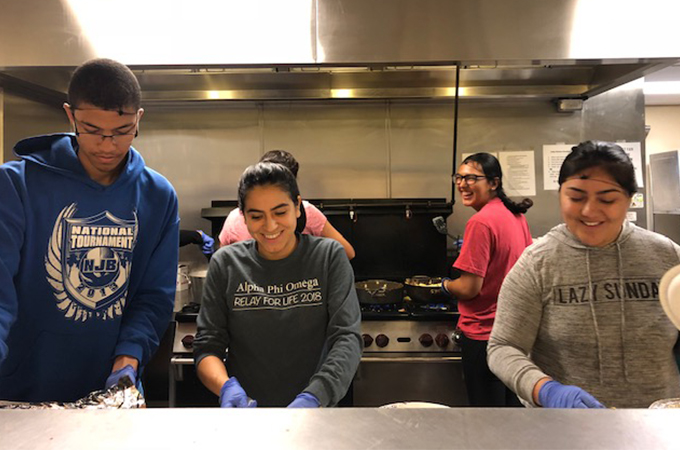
[453,197,532,340]
[218,200,328,246]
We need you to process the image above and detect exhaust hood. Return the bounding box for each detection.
[0,0,678,106]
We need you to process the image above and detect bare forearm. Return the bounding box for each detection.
[443,273,483,301]
[196,355,229,396]
[533,377,551,405]
[112,355,139,372]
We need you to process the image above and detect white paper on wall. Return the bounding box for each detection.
[616,141,644,188]
[630,193,644,209]
[498,151,536,197]
[542,144,573,190]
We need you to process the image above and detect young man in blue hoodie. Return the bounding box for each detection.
[0,58,180,402]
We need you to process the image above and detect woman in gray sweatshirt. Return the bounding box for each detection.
[193,162,362,408]
[488,141,680,409]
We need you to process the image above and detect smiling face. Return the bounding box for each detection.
[64,102,142,185]
[242,184,301,260]
[559,166,632,247]
[456,161,498,211]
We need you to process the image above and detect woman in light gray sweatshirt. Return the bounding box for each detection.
[488,141,680,409]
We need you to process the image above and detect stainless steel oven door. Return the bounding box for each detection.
[353,354,468,407]
[169,355,218,407]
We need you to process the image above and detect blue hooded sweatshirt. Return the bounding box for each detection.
[0,134,179,402]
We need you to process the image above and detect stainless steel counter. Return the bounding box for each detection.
[1,407,678,449]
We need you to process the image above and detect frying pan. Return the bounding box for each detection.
[404,275,449,303]
[355,280,404,305]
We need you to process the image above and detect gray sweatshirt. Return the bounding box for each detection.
[193,235,362,407]
[488,221,680,408]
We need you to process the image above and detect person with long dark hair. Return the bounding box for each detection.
[488,141,680,408]
[441,152,533,406]
[193,162,361,408]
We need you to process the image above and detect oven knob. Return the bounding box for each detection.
[181,334,195,349]
[419,333,433,347]
[435,333,450,348]
[375,334,389,348]
[362,334,374,348]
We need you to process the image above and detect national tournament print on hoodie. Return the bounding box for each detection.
[45,203,138,322]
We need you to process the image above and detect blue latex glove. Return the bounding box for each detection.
[199,231,215,255]
[105,364,137,389]
[220,377,257,408]
[287,392,321,408]
[538,380,605,409]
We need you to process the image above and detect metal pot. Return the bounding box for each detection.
[355,280,404,305]
[189,269,208,304]
[404,276,449,303]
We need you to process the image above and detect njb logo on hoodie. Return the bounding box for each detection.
[45,203,138,322]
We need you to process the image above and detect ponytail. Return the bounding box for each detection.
[496,189,533,214]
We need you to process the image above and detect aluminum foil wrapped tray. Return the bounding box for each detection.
[0,376,145,409]
[649,398,680,409]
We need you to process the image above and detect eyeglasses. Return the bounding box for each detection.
[453,174,489,185]
[71,108,140,146]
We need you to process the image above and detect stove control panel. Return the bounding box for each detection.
[361,321,459,353]
[174,319,460,354]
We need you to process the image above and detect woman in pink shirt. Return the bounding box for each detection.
[442,153,533,406]
[219,150,355,260]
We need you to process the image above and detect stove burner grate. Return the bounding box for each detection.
[360,303,404,313]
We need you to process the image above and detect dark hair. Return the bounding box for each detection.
[238,162,301,213]
[462,152,533,214]
[558,140,637,196]
[259,150,299,177]
[68,58,141,112]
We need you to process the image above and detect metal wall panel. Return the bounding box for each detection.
[389,101,454,199]
[136,104,262,233]
[2,93,66,162]
[582,81,648,229]
[261,101,389,198]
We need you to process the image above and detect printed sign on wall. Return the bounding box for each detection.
[542,144,573,190]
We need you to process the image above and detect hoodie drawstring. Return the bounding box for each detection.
[585,249,604,384]
[616,242,629,382]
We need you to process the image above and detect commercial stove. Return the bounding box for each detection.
[353,300,468,407]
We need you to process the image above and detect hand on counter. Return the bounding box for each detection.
[287,392,321,408]
[105,364,137,389]
[538,380,605,409]
[220,377,257,408]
